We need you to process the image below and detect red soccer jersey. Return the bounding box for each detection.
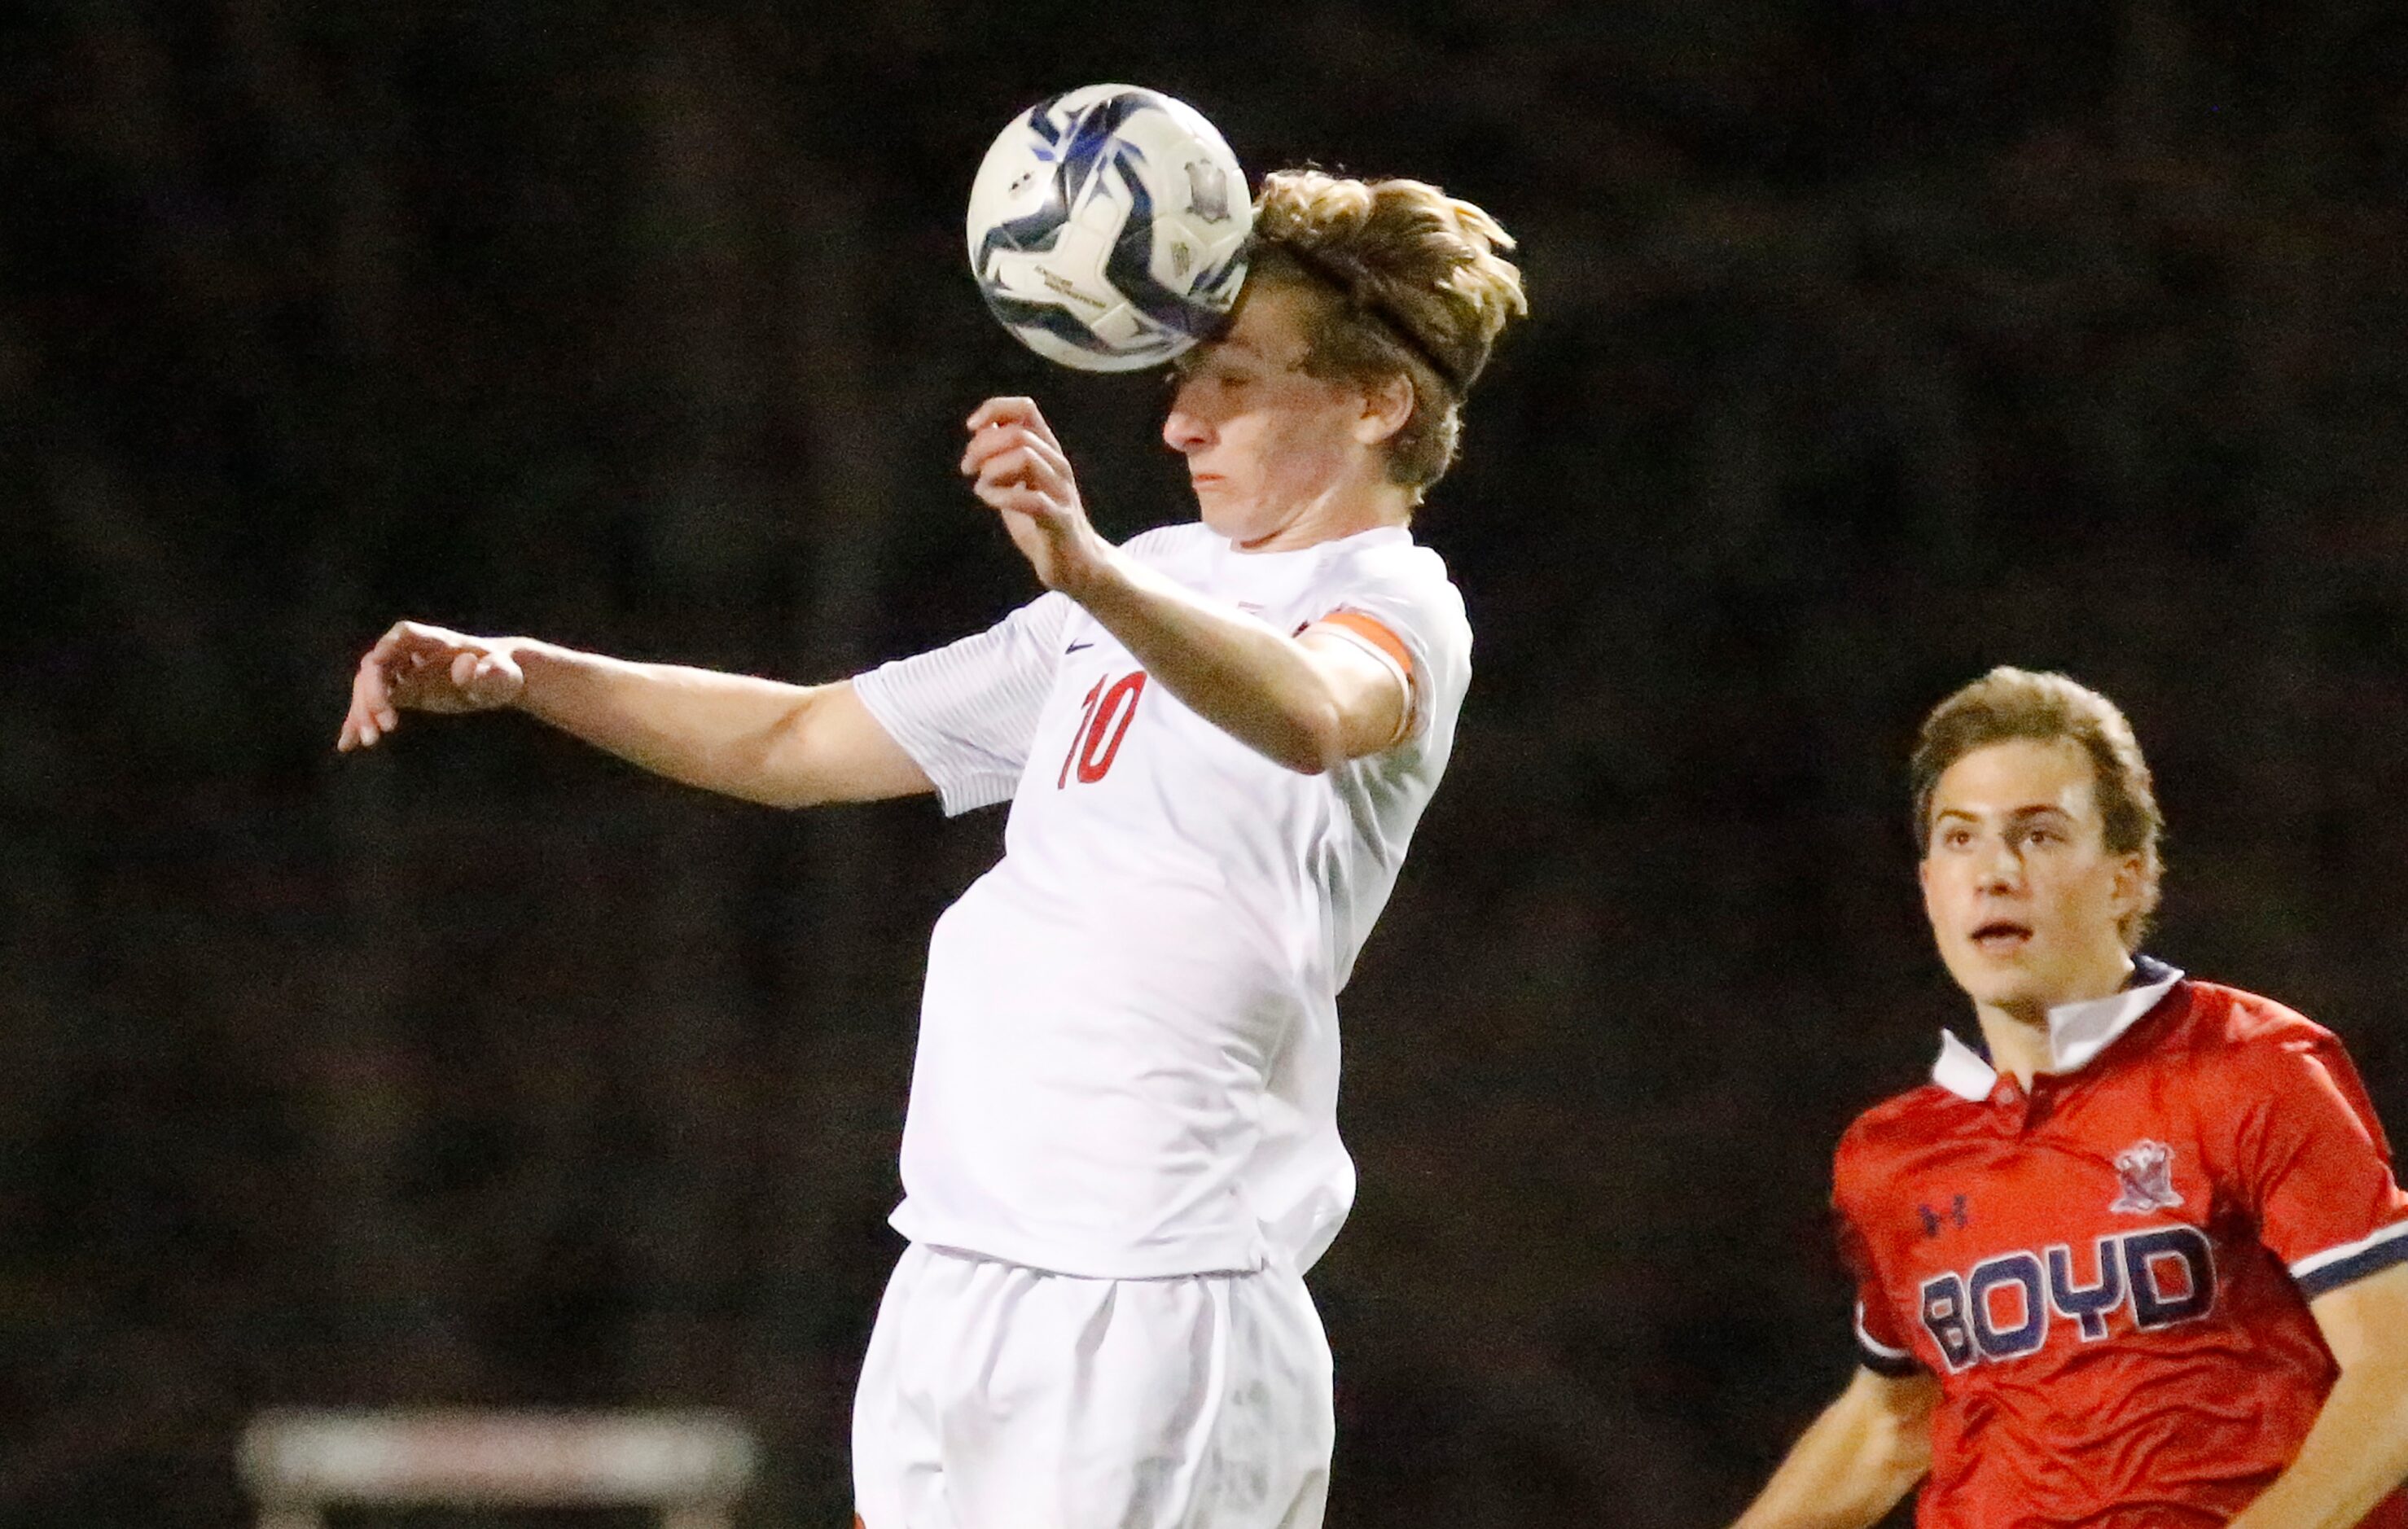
[1836,965,2408,1529]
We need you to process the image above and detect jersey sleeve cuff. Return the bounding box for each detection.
[1854,1302,1923,1377]
[851,664,1018,817]
[2290,1219,2408,1299]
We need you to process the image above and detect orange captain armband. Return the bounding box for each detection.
[1300,609,1417,747]
[1310,611,1415,681]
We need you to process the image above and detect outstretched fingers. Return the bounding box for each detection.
[339,673,392,751]
[340,628,409,751]
[337,620,508,751]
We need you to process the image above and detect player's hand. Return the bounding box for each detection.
[337,620,527,751]
[961,396,1113,596]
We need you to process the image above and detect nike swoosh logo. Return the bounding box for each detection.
[1065,642,1094,654]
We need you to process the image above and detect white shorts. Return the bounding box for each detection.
[852,1242,1333,1529]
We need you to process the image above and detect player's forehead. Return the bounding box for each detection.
[1194,279,1318,363]
[1182,331,1270,369]
[1928,736,2103,826]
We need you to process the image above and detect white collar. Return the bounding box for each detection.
[1929,958,2186,1102]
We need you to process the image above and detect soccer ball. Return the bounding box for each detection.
[967,85,1252,371]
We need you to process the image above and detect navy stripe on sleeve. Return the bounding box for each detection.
[2292,1220,2408,1299]
[1853,1302,1923,1377]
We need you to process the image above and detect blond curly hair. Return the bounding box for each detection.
[1244,169,1528,494]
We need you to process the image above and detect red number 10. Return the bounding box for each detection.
[1058,672,1147,788]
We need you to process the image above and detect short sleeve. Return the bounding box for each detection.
[853,593,1072,816]
[1836,1207,1923,1377]
[1302,541,1471,751]
[2224,1032,2408,1299]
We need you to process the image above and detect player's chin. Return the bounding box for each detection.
[1193,494,1258,540]
[1943,944,2037,1001]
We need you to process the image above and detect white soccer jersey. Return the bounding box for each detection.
[853,521,1472,1279]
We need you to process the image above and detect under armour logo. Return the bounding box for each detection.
[1919,1194,1972,1238]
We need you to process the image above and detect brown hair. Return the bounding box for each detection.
[1910,667,2165,948]
[1242,169,1527,495]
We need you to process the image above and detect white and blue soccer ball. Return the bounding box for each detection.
[967,85,1252,371]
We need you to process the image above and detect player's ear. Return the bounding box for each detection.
[1354,372,1415,448]
[2108,850,2148,920]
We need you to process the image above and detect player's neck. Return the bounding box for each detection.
[1970,953,2135,1089]
[1229,477,1415,554]
[1972,1006,2051,1090]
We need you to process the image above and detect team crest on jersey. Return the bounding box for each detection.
[2110,1139,2183,1214]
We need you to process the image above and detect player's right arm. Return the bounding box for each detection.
[336,621,933,808]
[1727,1366,1937,1529]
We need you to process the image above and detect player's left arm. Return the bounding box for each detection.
[2223,1025,2408,1529]
[960,396,1406,773]
[2226,1260,2408,1529]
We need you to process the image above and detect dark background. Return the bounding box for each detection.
[7,2,2408,1524]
